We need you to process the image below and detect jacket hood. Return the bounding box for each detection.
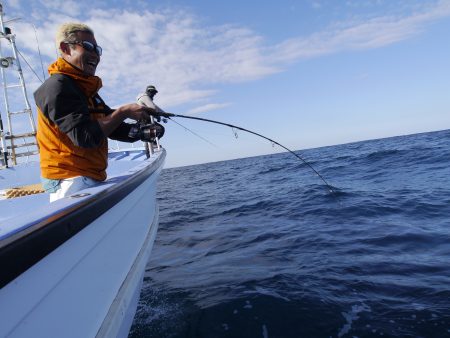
[48,57,102,97]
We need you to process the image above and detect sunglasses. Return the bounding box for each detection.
[66,40,102,56]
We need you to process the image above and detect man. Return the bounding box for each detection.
[34,22,163,202]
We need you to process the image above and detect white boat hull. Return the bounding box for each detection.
[0,148,165,338]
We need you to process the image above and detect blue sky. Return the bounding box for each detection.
[3,0,450,167]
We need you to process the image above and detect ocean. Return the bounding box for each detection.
[129,129,450,338]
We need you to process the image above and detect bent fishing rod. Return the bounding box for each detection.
[136,86,338,197]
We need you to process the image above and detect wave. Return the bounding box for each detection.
[134,129,450,338]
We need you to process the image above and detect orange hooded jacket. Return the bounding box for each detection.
[35,58,109,181]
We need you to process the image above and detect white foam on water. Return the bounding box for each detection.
[129,297,183,337]
[247,286,291,302]
[243,300,253,309]
[262,324,269,338]
[411,303,425,311]
[337,303,371,338]
[135,300,179,325]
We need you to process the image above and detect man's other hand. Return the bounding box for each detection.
[116,103,156,122]
[98,103,156,136]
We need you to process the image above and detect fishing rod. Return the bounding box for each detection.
[137,86,338,197]
[168,113,336,195]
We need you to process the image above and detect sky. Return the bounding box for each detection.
[1,0,449,167]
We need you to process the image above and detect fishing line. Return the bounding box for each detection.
[30,22,46,82]
[137,87,337,198]
[168,117,218,148]
[154,111,337,197]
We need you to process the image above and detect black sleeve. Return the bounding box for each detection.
[34,74,105,148]
[92,100,138,143]
[109,122,139,143]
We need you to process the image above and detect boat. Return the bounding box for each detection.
[0,4,165,337]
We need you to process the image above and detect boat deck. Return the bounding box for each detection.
[0,148,157,235]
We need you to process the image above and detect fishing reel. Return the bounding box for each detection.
[128,120,165,143]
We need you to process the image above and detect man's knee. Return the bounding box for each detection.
[49,176,99,202]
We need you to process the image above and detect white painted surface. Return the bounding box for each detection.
[0,149,165,338]
[97,208,159,338]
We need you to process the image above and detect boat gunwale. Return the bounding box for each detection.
[0,148,165,288]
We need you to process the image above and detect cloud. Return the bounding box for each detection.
[187,103,231,115]
[271,0,450,63]
[38,0,83,16]
[7,0,22,9]
[5,0,450,110]
[311,1,323,9]
[85,10,278,108]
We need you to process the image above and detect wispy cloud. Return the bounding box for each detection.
[271,0,450,63]
[311,1,323,10]
[187,103,231,115]
[6,0,450,112]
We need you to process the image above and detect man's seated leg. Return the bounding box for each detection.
[50,176,100,202]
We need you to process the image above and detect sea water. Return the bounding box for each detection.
[130,129,450,338]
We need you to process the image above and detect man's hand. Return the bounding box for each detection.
[116,103,156,122]
[97,103,156,137]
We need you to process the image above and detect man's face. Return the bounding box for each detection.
[62,31,100,76]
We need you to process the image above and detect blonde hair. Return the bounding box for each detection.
[55,22,94,55]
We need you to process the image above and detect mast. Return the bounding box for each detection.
[0,3,38,167]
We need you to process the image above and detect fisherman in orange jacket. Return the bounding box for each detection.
[34,23,163,202]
